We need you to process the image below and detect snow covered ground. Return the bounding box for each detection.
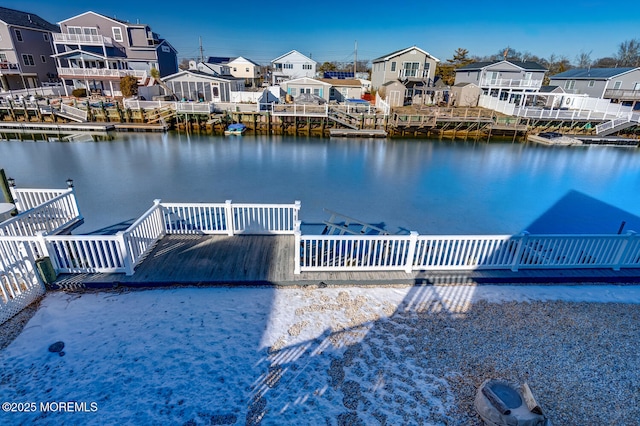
[1,284,640,425]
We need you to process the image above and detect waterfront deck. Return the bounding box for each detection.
[52,234,640,290]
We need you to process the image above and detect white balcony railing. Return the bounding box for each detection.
[0,61,20,74]
[57,67,147,79]
[604,89,640,101]
[53,33,113,46]
[480,78,543,88]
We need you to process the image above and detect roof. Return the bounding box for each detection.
[271,50,316,64]
[372,46,440,63]
[539,85,564,93]
[207,57,233,65]
[59,11,146,27]
[456,60,547,71]
[550,67,638,80]
[228,56,261,67]
[317,78,361,87]
[0,6,59,32]
[453,82,479,88]
[163,69,241,82]
[283,77,331,86]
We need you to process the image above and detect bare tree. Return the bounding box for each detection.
[616,39,640,67]
[575,51,593,68]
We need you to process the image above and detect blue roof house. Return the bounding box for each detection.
[549,67,640,108]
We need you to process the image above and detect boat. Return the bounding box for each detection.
[528,132,581,146]
[475,379,551,426]
[224,123,247,135]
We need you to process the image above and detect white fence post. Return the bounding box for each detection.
[294,200,301,227]
[511,231,529,272]
[225,200,234,236]
[294,230,301,275]
[117,231,135,276]
[613,231,637,271]
[405,231,419,273]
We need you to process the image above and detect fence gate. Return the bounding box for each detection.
[0,239,45,325]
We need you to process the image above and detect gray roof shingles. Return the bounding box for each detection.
[456,60,547,71]
[550,67,637,79]
[0,6,59,33]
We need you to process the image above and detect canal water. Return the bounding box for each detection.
[1,133,640,236]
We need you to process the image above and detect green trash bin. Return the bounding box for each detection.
[35,257,57,285]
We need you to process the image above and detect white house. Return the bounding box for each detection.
[279,77,331,102]
[161,68,243,102]
[271,50,317,84]
[227,56,262,88]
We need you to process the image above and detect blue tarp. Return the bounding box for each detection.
[228,124,246,131]
[345,99,369,104]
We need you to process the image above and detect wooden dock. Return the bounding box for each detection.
[329,129,387,138]
[0,121,115,133]
[51,234,640,290]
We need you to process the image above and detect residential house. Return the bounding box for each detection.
[454,60,547,103]
[52,11,178,97]
[0,6,59,91]
[449,83,482,107]
[370,46,439,90]
[279,77,331,102]
[161,65,243,102]
[378,80,407,107]
[227,57,262,88]
[196,59,232,77]
[549,67,640,109]
[271,50,316,84]
[318,78,363,102]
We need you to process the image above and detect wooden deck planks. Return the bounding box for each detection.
[52,234,640,289]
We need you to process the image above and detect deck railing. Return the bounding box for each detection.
[122,200,166,272]
[46,234,127,274]
[0,237,44,325]
[295,231,640,274]
[10,188,68,212]
[272,104,328,117]
[0,190,81,237]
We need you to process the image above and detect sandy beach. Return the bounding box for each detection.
[0,284,639,425]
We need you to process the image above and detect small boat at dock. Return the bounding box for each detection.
[224,123,247,135]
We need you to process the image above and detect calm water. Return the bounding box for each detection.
[1,133,640,235]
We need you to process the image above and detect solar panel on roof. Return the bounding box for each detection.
[324,71,355,79]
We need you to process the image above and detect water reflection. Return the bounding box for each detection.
[1,134,640,235]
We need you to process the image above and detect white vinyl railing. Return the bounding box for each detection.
[60,103,88,122]
[53,33,113,45]
[595,117,632,135]
[121,200,166,271]
[375,93,391,116]
[0,237,44,325]
[271,104,328,117]
[294,231,640,274]
[10,188,68,212]
[480,78,543,88]
[0,190,81,237]
[123,100,177,110]
[57,67,147,79]
[162,201,301,236]
[46,235,127,274]
[176,102,214,113]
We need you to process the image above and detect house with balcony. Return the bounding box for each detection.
[454,60,547,104]
[370,46,439,90]
[271,50,316,84]
[228,57,262,88]
[52,11,178,97]
[548,67,640,109]
[0,6,59,91]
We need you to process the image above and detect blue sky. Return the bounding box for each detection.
[4,0,637,65]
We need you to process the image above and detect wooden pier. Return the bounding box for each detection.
[51,234,640,290]
[329,129,387,138]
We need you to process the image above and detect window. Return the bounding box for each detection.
[83,27,98,36]
[613,81,622,90]
[68,26,82,35]
[0,53,6,62]
[423,63,430,76]
[588,80,595,87]
[161,45,170,53]
[402,62,420,78]
[302,64,312,70]
[233,67,237,72]
[43,33,49,42]
[15,29,23,42]
[564,80,576,90]
[112,27,123,42]
[313,88,320,96]
[391,62,396,72]
[40,55,46,63]
[283,63,293,69]
[21,54,35,66]
[290,88,297,96]
[245,68,249,72]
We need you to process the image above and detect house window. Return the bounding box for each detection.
[21,54,35,66]
[588,80,595,87]
[402,62,420,78]
[302,64,312,70]
[15,29,23,42]
[161,45,170,53]
[613,81,622,90]
[43,33,50,42]
[68,26,82,35]
[290,88,297,96]
[40,55,46,63]
[284,63,293,69]
[246,68,249,72]
[391,62,396,72]
[233,67,237,72]
[424,63,430,77]
[83,27,98,36]
[0,53,7,62]
[313,88,320,96]
[564,80,576,90]
[112,27,123,42]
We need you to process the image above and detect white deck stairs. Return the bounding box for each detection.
[596,113,640,136]
[52,104,88,122]
[322,208,390,235]
[327,107,360,130]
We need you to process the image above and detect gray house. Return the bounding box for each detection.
[454,60,547,101]
[162,68,243,102]
[279,77,332,102]
[0,6,59,91]
[549,67,640,108]
[52,11,178,97]
[371,46,439,90]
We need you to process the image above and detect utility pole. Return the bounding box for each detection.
[354,40,357,76]
[199,37,205,63]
